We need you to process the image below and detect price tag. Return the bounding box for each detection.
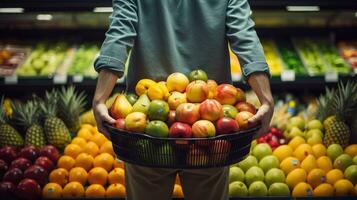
[281,70,295,81]
[53,75,67,84]
[4,75,18,85]
[324,72,338,82]
[72,75,83,83]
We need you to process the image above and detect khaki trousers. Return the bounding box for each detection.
[125,163,229,200]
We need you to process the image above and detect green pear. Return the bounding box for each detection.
[289,127,305,139]
[132,94,151,114]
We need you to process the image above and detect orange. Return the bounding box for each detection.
[292,182,313,197]
[77,128,94,141]
[75,153,94,171]
[49,168,69,187]
[288,136,305,150]
[311,144,327,158]
[42,183,63,198]
[69,167,88,185]
[345,144,357,157]
[57,155,76,171]
[113,159,124,169]
[175,174,181,185]
[334,179,354,196]
[172,184,184,198]
[93,153,115,172]
[71,137,87,147]
[64,144,82,159]
[108,168,125,185]
[307,168,326,189]
[81,124,95,133]
[99,141,115,156]
[313,183,334,197]
[317,156,333,173]
[88,167,108,185]
[106,183,126,198]
[90,133,107,147]
[286,168,307,190]
[62,182,85,198]
[82,141,99,157]
[85,184,106,198]
[326,169,344,185]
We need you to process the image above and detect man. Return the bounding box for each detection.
[93,0,274,199]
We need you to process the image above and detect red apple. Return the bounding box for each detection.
[169,122,192,138]
[199,99,223,122]
[0,159,8,179]
[176,103,200,125]
[216,117,240,135]
[257,137,266,144]
[0,146,17,164]
[192,120,216,138]
[39,145,60,163]
[18,146,40,162]
[0,181,16,198]
[267,132,273,139]
[236,88,246,103]
[214,84,238,105]
[186,80,209,103]
[34,156,54,172]
[268,140,279,149]
[235,102,257,115]
[235,111,255,130]
[24,165,48,186]
[16,178,41,200]
[9,158,32,172]
[114,118,126,129]
[3,168,23,185]
[167,110,176,126]
[210,140,231,164]
[186,147,209,166]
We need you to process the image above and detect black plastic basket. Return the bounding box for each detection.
[105,123,260,169]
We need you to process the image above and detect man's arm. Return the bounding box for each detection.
[226,0,273,137]
[93,0,137,137]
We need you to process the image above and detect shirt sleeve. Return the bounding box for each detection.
[226,0,270,80]
[94,0,138,76]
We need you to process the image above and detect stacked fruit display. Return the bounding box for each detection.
[67,43,99,77]
[0,46,29,76]
[338,41,357,69]
[276,39,307,75]
[0,145,60,200]
[261,40,284,76]
[256,127,286,149]
[319,40,351,74]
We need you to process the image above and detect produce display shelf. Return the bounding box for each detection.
[1,0,357,12]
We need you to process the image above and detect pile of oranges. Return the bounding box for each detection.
[42,124,126,198]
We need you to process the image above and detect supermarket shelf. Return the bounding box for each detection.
[1,0,357,12]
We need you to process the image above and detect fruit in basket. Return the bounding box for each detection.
[93,153,114,172]
[114,118,126,129]
[9,158,32,172]
[214,84,239,105]
[169,122,192,138]
[124,112,147,132]
[147,100,170,121]
[268,182,290,196]
[42,183,62,198]
[188,69,208,82]
[88,167,108,185]
[147,82,170,101]
[126,93,138,105]
[252,143,272,161]
[199,99,223,121]
[344,165,357,184]
[0,146,17,164]
[259,155,279,173]
[176,103,200,125]
[235,111,255,130]
[237,155,258,172]
[248,181,267,196]
[69,167,88,185]
[222,105,238,119]
[265,168,285,187]
[49,168,69,187]
[229,181,248,197]
[135,79,156,96]
[186,147,209,166]
[0,181,16,198]
[333,154,352,171]
[192,120,216,138]
[186,80,209,103]
[39,145,60,163]
[0,97,24,148]
[23,165,48,186]
[207,80,218,99]
[166,72,190,92]
[16,178,41,200]
[110,94,133,119]
[34,156,55,172]
[132,94,150,114]
[235,102,257,115]
[40,91,71,150]
[168,92,187,110]
[327,144,344,161]
[245,166,264,186]
[229,167,245,183]
[167,110,176,126]
[106,183,126,198]
[62,181,85,198]
[3,168,23,184]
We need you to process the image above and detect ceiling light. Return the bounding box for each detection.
[286,6,320,12]
[37,14,53,21]
[93,7,113,13]
[0,8,24,13]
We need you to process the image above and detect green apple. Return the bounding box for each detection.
[145,120,169,138]
[259,155,280,173]
[188,69,208,82]
[238,155,258,172]
[289,116,305,130]
[245,166,264,186]
[344,165,357,184]
[353,156,357,165]
[327,144,344,161]
[248,181,268,197]
[268,183,290,196]
[229,181,248,197]
[265,168,285,187]
[333,154,353,171]
[222,105,238,119]
[252,143,272,161]
[229,167,245,183]
[307,119,323,131]
[148,100,170,121]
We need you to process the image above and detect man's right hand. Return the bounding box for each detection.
[93,102,116,139]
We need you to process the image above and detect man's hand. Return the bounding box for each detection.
[247,72,274,139]
[93,102,116,138]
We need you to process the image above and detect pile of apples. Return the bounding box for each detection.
[0,145,59,200]
[257,127,286,149]
[111,70,258,139]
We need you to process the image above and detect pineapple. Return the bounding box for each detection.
[0,96,24,147]
[317,81,357,148]
[40,91,71,150]
[12,100,46,148]
[58,86,87,135]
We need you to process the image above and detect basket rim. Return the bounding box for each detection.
[104,122,261,141]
